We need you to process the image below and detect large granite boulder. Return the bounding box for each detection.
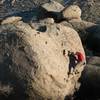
[0,16,85,100]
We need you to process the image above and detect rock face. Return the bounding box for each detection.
[62,5,82,20]
[0,15,85,100]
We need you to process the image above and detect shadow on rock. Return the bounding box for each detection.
[85,25,100,56]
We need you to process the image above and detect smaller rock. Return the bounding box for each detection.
[1,16,22,25]
[42,1,64,12]
[62,5,82,20]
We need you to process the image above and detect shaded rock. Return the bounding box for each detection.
[0,18,85,99]
[68,19,96,43]
[85,25,100,56]
[77,56,100,100]
[84,47,93,56]
[0,6,50,24]
[87,56,100,65]
[62,5,81,20]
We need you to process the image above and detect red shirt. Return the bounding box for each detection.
[76,52,84,62]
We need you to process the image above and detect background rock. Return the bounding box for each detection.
[65,0,100,24]
[85,25,100,56]
[0,0,50,21]
[62,5,81,20]
[68,19,96,43]
[42,1,64,22]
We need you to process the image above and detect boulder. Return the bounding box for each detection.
[62,5,82,20]
[42,1,64,12]
[65,0,100,24]
[0,16,85,99]
[42,1,64,22]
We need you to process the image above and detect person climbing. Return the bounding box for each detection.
[63,50,85,76]
[67,51,78,76]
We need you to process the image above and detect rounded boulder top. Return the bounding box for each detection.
[62,5,82,20]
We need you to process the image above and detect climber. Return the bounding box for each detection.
[67,51,78,75]
[63,50,85,76]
